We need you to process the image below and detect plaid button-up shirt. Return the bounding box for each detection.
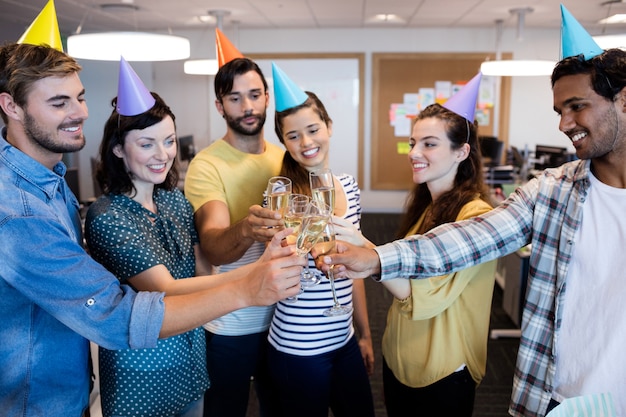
[375,159,592,417]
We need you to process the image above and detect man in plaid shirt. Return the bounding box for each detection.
[314,16,626,417]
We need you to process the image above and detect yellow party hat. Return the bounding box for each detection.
[17,0,63,52]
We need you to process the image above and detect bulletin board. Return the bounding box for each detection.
[371,52,512,190]
[248,53,365,185]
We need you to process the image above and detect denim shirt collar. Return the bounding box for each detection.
[0,127,66,201]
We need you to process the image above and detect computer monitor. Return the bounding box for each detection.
[479,136,504,167]
[510,146,525,169]
[178,135,196,162]
[534,145,568,170]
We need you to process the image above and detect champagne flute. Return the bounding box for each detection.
[266,176,292,218]
[299,200,331,288]
[309,168,335,214]
[315,223,353,317]
[284,199,329,303]
[281,193,308,304]
[284,194,309,245]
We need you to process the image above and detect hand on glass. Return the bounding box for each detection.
[247,229,305,305]
[311,240,381,280]
[331,215,375,248]
[259,227,299,262]
[244,204,287,242]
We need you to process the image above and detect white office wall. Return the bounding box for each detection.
[0,25,566,211]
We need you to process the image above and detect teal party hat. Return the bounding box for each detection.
[442,72,482,123]
[116,57,155,116]
[272,62,308,112]
[560,4,603,60]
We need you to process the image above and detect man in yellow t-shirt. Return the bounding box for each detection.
[184,57,284,417]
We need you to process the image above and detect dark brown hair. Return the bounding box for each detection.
[214,58,268,103]
[396,103,491,238]
[552,48,626,102]
[274,91,332,196]
[96,92,179,196]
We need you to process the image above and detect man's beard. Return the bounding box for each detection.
[224,110,266,137]
[24,111,85,154]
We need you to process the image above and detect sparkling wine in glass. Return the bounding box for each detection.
[266,176,292,218]
[309,168,335,214]
[283,194,309,242]
[298,200,331,288]
[281,194,309,304]
[315,223,353,317]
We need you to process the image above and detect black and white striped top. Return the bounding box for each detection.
[268,174,362,356]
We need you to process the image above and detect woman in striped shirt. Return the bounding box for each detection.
[268,90,375,417]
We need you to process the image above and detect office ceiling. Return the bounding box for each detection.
[2,0,626,36]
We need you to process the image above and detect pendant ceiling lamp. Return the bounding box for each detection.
[66,3,190,61]
[481,8,556,77]
[184,10,231,75]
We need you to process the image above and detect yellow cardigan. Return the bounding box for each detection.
[381,198,496,387]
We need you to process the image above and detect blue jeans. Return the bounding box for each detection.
[203,331,276,417]
[267,336,375,417]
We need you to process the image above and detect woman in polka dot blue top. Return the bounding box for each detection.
[85,93,212,417]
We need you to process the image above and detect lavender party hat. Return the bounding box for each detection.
[116,57,156,116]
[442,72,482,123]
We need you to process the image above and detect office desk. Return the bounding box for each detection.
[490,247,530,339]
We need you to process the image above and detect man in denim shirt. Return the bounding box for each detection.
[315,50,626,417]
[0,43,303,417]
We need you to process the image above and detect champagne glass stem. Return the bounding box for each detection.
[328,265,341,308]
[303,258,312,277]
[323,263,353,316]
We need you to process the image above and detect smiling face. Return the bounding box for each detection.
[280,106,332,172]
[553,72,624,161]
[19,73,88,155]
[113,115,177,194]
[408,117,469,200]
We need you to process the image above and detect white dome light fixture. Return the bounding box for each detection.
[66,3,190,62]
[67,32,190,61]
[184,59,219,75]
[481,59,557,77]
